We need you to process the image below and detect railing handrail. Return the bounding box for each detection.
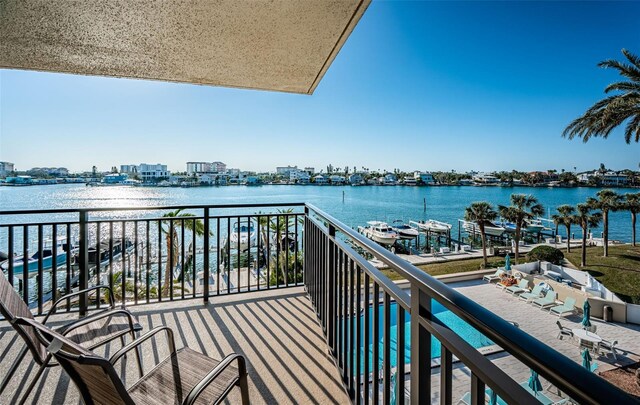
[305,203,636,405]
[0,202,306,216]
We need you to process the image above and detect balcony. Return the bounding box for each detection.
[0,203,636,404]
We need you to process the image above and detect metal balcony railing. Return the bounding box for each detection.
[0,203,636,404]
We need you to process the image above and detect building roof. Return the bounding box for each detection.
[0,0,370,94]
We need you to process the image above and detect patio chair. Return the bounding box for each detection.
[15,317,250,405]
[505,279,530,295]
[519,284,544,302]
[532,291,557,310]
[556,321,573,341]
[0,273,142,404]
[598,339,619,360]
[483,269,505,283]
[549,297,577,318]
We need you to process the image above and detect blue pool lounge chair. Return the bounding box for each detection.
[532,291,557,310]
[505,279,530,295]
[549,297,577,318]
[519,285,544,302]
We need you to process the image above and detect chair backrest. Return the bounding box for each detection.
[14,317,133,405]
[518,279,529,289]
[0,272,47,364]
[564,297,576,308]
[530,284,543,295]
[546,291,556,300]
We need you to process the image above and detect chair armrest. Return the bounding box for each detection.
[184,353,248,405]
[110,326,176,366]
[42,285,117,324]
[58,309,140,343]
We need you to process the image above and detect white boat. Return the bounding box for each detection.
[462,220,505,237]
[358,221,399,246]
[391,220,419,240]
[229,220,257,251]
[525,219,547,234]
[409,220,452,234]
[0,237,76,278]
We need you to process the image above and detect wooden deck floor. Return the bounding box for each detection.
[0,287,349,404]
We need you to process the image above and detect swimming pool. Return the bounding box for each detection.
[351,300,494,372]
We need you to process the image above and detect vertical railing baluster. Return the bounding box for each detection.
[168,220,173,301]
[355,264,362,405]
[349,258,355,398]
[192,218,197,298]
[266,215,270,289]
[204,208,211,301]
[363,273,370,405]
[66,223,72,311]
[51,225,57,307]
[7,226,14,286]
[410,287,431,404]
[134,221,139,305]
[257,215,261,291]
[440,347,452,405]
[372,282,380,405]
[157,220,162,302]
[181,218,185,300]
[327,224,336,354]
[109,222,114,301]
[122,221,127,304]
[247,217,251,292]
[294,213,299,285]
[471,373,485,405]
[336,243,343,368]
[397,306,406,405]
[383,292,391,404]
[284,214,289,287]
[78,211,89,315]
[22,225,29,304]
[95,223,101,307]
[227,218,231,295]
[146,221,151,303]
[37,225,43,315]
[216,216,220,296]
[236,216,240,293]
[275,215,280,288]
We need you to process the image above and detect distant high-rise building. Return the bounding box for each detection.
[120,165,138,174]
[276,165,298,176]
[0,161,15,176]
[187,161,227,174]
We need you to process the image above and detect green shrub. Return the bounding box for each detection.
[526,246,564,265]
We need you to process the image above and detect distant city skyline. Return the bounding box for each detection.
[1,1,639,172]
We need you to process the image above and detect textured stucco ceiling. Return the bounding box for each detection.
[0,0,370,94]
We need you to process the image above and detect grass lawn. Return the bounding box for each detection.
[381,255,504,281]
[564,245,640,303]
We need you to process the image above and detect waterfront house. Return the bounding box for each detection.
[602,171,629,186]
[4,175,32,185]
[403,177,418,186]
[276,165,298,178]
[138,163,169,182]
[348,173,364,185]
[414,171,436,185]
[290,169,311,184]
[329,175,346,185]
[102,173,128,184]
[312,175,327,184]
[0,1,631,403]
[379,173,397,185]
[244,176,261,186]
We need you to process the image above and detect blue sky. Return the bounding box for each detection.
[1,1,639,173]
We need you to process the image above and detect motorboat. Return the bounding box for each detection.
[391,220,419,240]
[409,219,452,234]
[358,221,399,246]
[462,220,505,237]
[0,237,76,277]
[229,220,257,251]
[87,238,134,266]
[525,219,546,234]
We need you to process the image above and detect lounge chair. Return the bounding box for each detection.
[15,317,250,405]
[556,321,573,341]
[598,339,619,360]
[483,269,505,283]
[549,297,577,318]
[505,279,530,295]
[519,382,569,405]
[0,273,142,403]
[519,285,544,302]
[532,291,557,310]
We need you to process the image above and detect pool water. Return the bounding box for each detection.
[351,300,494,372]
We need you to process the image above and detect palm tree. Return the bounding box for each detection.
[587,189,620,257]
[563,49,640,144]
[464,202,498,269]
[498,194,545,263]
[575,204,603,267]
[552,205,576,253]
[623,193,640,246]
[161,209,206,297]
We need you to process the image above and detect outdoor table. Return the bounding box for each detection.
[572,329,602,353]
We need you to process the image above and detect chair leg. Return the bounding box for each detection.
[130,330,143,377]
[0,346,28,394]
[17,354,51,405]
[239,373,250,405]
